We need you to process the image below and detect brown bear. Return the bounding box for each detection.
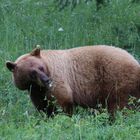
[6,45,140,116]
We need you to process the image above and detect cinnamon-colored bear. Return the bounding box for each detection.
[6,45,140,116]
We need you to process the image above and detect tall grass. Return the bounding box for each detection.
[0,0,140,139]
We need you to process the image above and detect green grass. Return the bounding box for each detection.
[0,0,140,139]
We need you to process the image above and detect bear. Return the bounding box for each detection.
[6,45,140,116]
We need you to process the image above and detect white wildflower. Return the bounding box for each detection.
[58,27,64,32]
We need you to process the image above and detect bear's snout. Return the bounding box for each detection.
[31,70,52,89]
[40,74,50,85]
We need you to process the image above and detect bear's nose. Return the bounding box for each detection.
[44,78,50,84]
[41,75,50,85]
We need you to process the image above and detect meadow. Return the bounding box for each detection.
[0,0,140,139]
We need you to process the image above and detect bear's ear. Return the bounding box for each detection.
[6,61,16,72]
[30,45,41,57]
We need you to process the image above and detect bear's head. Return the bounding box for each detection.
[6,48,52,90]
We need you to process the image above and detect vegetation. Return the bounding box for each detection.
[0,0,140,139]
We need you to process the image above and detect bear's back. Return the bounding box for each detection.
[68,45,139,66]
[61,45,140,107]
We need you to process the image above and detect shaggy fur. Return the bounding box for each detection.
[6,45,140,115]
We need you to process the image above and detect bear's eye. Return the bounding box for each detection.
[38,66,44,72]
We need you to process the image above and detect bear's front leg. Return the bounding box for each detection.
[29,84,56,117]
[53,83,74,116]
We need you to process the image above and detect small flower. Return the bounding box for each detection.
[23,110,29,116]
[2,110,5,116]
[58,27,64,32]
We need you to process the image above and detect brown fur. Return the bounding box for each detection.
[6,45,140,115]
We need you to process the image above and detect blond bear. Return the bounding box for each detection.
[6,45,140,116]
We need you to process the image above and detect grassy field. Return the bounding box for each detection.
[0,0,140,139]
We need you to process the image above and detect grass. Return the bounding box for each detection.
[0,0,140,139]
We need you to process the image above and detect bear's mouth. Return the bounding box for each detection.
[30,78,53,91]
[45,79,53,89]
[41,78,53,90]
[38,74,53,89]
[30,70,53,90]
